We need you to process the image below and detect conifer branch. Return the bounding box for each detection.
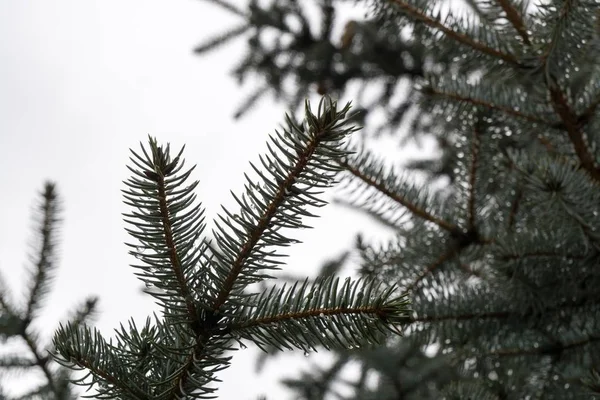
[339,159,459,234]
[422,86,555,127]
[210,98,358,313]
[467,122,482,230]
[0,274,20,337]
[25,183,60,324]
[508,148,600,248]
[499,250,586,262]
[66,298,99,328]
[123,138,204,329]
[388,0,520,65]
[548,80,600,182]
[50,97,410,398]
[230,277,410,352]
[413,309,510,323]
[23,329,57,393]
[582,368,600,395]
[537,0,588,72]
[195,0,439,140]
[405,247,457,292]
[412,295,596,324]
[53,322,148,399]
[496,0,530,45]
[164,98,363,398]
[536,0,600,163]
[0,183,100,398]
[487,335,600,357]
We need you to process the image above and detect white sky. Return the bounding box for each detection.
[0,1,437,398]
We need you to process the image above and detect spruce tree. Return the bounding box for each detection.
[49,98,411,398]
[196,0,600,399]
[0,183,98,399]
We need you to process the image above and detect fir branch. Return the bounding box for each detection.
[405,246,457,292]
[339,158,459,234]
[234,1,600,397]
[24,182,60,324]
[467,121,482,230]
[66,297,99,328]
[167,98,362,398]
[195,0,439,141]
[548,79,600,182]
[209,97,358,313]
[0,182,93,398]
[229,276,410,352]
[412,294,597,324]
[413,309,511,323]
[486,335,600,358]
[537,0,596,80]
[508,148,600,247]
[53,322,148,399]
[388,0,521,65]
[53,96,410,398]
[498,250,586,262]
[123,137,205,328]
[421,85,555,128]
[21,331,57,394]
[0,274,20,340]
[497,0,531,45]
[582,368,600,396]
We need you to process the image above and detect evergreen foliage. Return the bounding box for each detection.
[0,183,98,399]
[197,0,600,399]
[6,0,600,398]
[49,97,411,398]
[193,0,457,144]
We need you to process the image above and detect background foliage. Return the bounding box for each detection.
[194,0,600,399]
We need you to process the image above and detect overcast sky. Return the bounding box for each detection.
[0,1,418,398]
